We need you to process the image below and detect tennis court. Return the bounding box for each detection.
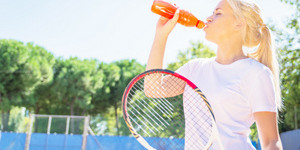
[0,131,260,150]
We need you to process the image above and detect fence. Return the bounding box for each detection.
[0,110,263,150]
[24,114,95,150]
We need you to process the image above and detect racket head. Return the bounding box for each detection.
[122,69,217,150]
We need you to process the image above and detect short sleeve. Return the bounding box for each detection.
[247,68,277,113]
[175,58,202,78]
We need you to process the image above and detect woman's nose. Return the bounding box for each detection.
[206,16,213,23]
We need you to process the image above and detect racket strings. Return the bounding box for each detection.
[126,72,214,149]
[136,80,174,117]
[128,78,173,134]
[183,87,214,149]
[142,76,177,116]
[135,79,173,121]
[128,95,168,132]
[128,99,162,133]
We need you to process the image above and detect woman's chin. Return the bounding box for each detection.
[204,34,213,42]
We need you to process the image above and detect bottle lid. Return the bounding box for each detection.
[196,20,205,29]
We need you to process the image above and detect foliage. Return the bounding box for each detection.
[44,57,104,116]
[278,47,300,131]
[275,0,300,131]
[0,107,28,132]
[0,39,55,131]
[92,59,145,135]
[280,0,300,34]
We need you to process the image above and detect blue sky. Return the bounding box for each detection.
[0,0,294,67]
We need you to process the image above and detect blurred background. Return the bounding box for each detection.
[0,0,299,149]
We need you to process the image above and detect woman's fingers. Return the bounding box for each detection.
[158,16,169,24]
[155,9,180,37]
[165,9,180,30]
[170,9,180,24]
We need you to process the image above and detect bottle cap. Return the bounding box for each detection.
[196,20,205,29]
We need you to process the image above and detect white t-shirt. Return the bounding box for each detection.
[176,57,277,150]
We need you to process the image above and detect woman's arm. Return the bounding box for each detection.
[145,9,186,98]
[146,9,180,70]
[254,112,283,150]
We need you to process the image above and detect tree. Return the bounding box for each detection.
[92,59,145,135]
[0,39,55,131]
[113,60,145,135]
[272,0,300,132]
[91,62,121,115]
[48,57,104,116]
[279,47,300,131]
[30,57,105,133]
[280,0,299,35]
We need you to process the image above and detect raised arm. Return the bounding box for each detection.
[146,9,180,70]
[145,9,185,98]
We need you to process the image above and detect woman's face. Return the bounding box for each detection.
[204,0,240,43]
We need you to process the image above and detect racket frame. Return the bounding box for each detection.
[122,69,224,150]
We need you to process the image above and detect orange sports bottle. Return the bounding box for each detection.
[151,0,205,29]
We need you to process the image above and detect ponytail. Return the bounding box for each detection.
[248,25,282,111]
[227,0,283,111]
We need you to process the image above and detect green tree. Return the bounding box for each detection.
[91,62,121,115]
[49,57,104,116]
[279,48,300,131]
[273,0,300,132]
[113,60,145,135]
[280,0,299,34]
[31,57,105,133]
[92,59,145,135]
[0,39,55,131]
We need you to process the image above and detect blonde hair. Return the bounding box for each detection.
[226,0,282,111]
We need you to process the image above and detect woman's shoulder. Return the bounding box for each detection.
[186,57,215,66]
[176,57,214,75]
[244,58,273,77]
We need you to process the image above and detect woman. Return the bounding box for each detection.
[146,0,283,149]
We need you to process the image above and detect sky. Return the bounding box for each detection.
[0,0,294,67]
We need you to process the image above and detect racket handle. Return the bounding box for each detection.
[213,122,225,150]
[137,136,156,150]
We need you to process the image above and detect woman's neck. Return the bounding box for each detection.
[215,39,248,65]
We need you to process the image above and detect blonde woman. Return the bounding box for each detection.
[146,0,283,149]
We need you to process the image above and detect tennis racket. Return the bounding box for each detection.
[122,69,224,150]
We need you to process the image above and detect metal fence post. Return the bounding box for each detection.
[81,116,89,150]
[24,114,34,150]
[295,106,298,129]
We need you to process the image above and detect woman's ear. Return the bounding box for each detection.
[234,18,246,30]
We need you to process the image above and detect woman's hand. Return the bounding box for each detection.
[144,9,185,98]
[146,9,180,71]
[155,9,180,38]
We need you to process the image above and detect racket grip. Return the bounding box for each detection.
[137,136,156,150]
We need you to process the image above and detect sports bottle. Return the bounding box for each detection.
[151,0,205,29]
